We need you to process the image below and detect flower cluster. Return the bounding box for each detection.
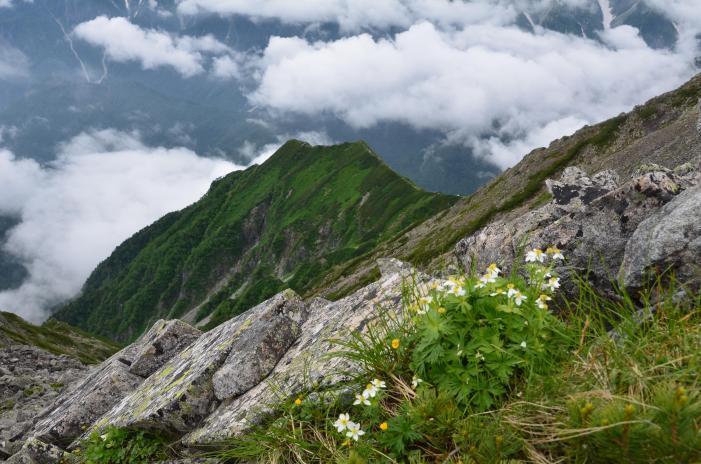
[406,247,567,410]
[353,378,386,406]
[333,413,365,441]
[333,378,390,442]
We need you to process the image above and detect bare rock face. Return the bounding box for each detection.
[455,162,699,297]
[183,263,422,445]
[28,319,200,447]
[0,347,87,456]
[129,320,202,378]
[622,182,701,292]
[79,290,307,439]
[212,292,307,401]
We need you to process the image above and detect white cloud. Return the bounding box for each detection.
[174,0,620,31]
[250,21,696,168]
[0,43,30,80]
[212,55,241,79]
[176,0,525,31]
[0,129,238,322]
[0,0,32,9]
[73,16,234,77]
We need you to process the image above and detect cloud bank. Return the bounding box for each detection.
[174,0,596,31]
[0,130,237,322]
[73,16,236,77]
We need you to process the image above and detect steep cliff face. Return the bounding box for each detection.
[53,141,457,342]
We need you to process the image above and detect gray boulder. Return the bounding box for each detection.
[29,319,200,446]
[622,182,701,292]
[212,292,307,400]
[4,437,76,464]
[129,320,202,378]
[183,262,422,445]
[78,290,307,439]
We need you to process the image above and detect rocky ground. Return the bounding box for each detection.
[0,347,87,459]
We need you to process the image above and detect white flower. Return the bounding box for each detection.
[486,263,502,278]
[490,288,505,297]
[443,277,466,296]
[547,247,564,260]
[475,351,485,362]
[543,277,561,292]
[363,383,378,398]
[346,421,365,441]
[520,341,527,349]
[353,393,371,406]
[537,294,552,309]
[417,295,432,314]
[525,248,546,263]
[334,413,351,432]
[506,283,518,298]
[411,376,423,389]
[371,379,386,390]
[513,291,527,306]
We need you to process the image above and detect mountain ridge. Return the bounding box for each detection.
[52,140,457,341]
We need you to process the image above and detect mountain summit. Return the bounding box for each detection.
[53,140,456,341]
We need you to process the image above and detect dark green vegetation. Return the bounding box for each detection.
[54,141,457,342]
[212,272,701,463]
[79,426,173,464]
[0,311,120,364]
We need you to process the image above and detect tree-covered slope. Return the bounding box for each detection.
[53,140,457,342]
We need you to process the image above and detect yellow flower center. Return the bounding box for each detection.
[379,422,389,431]
[391,338,400,349]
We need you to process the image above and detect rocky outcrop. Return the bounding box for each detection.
[79,290,307,439]
[622,182,701,292]
[184,262,420,445]
[28,319,200,447]
[0,347,87,456]
[1,259,421,463]
[455,160,701,297]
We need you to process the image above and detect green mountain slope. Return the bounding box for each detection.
[0,312,120,364]
[54,141,457,342]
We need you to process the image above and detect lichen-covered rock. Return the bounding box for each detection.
[456,165,697,298]
[29,357,142,447]
[212,292,307,401]
[129,320,202,378]
[80,290,307,439]
[29,319,199,446]
[621,182,701,292]
[0,347,87,455]
[4,437,76,464]
[183,263,422,445]
[545,167,619,214]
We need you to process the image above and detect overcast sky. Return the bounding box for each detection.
[1,0,700,321]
